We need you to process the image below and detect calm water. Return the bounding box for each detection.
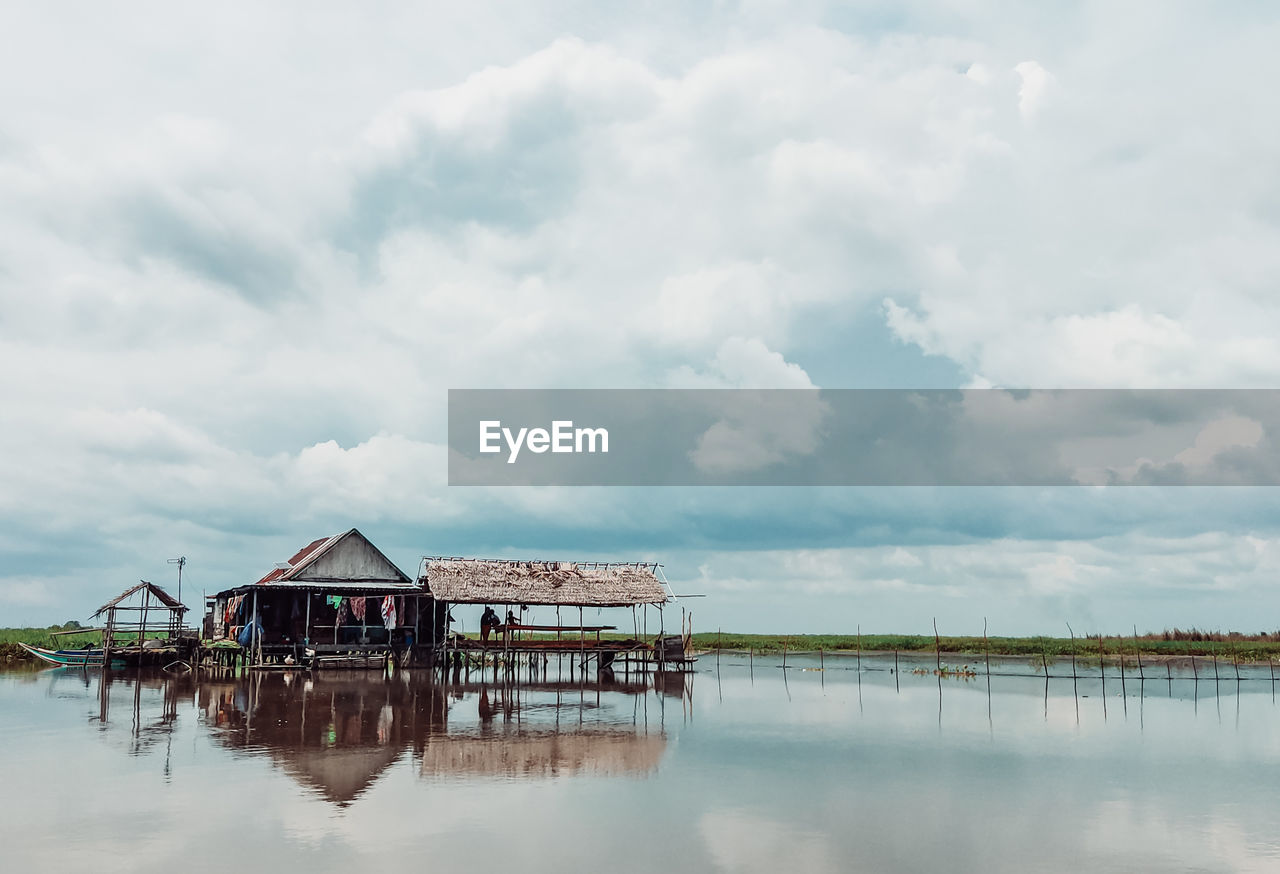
[3,654,1280,873]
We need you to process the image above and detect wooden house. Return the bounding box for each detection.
[206,528,443,667]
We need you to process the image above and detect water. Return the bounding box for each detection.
[2,654,1279,873]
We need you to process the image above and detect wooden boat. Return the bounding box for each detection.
[18,643,110,667]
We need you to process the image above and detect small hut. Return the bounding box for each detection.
[92,581,190,662]
[207,528,440,668]
[419,557,680,667]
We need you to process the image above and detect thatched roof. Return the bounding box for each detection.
[420,730,666,778]
[91,581,186,618]
[420,558,668,607]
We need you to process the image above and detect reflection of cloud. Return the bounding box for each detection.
[700,809,837,874]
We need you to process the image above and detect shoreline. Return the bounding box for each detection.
[7,628,1280,665]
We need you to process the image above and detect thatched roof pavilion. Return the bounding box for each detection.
[419,558,670,607]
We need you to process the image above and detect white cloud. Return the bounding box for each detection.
[1014,60,1054,118]
[1,4,1280,627]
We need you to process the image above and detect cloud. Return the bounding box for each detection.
[1,4,1280,630]
[1014,60,1054,118]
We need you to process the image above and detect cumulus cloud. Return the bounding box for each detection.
[1,3,1279,626]
[1014,60,1054,118]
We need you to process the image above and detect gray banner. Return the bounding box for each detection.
[448,389,1280,486]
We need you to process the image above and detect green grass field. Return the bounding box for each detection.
[7,626,1280,664]
[687,632,1280,662]
[0,624,136,661]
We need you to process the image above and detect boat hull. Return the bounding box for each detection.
[18,643,107,666]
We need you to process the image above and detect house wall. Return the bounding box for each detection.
[294,535,406,582]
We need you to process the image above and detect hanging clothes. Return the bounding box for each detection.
[336,597,350,626]
[381,595,397,630]
[350,595,367,622]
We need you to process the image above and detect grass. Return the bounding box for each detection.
[687,632,1280,663]
[8,625,1280,664]
[0,624,149,662]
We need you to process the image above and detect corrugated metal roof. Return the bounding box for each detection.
[250,529,412,586]
[255,534,341,584]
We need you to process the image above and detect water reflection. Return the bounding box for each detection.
[8,654,1280,873]
[191,667,673,804]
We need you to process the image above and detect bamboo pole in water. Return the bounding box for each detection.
[1066,622,1078,679]
[1118,633,1127,696]
[1133,625,1144,681]
[139,588,150,653]
[933,618,941,674]
[983,618,990,681]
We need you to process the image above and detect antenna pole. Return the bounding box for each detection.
[168,556,187,619]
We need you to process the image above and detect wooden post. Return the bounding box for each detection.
[983,617,990,680]
[857,624,861,673]
[304,593,311,646]
[252,589,259,668]
[579,606,585,672]
[933,618,941,674]
[1119,636,1127,697]
[782,637,787,670]
[1066,622,1078,679]
[1133,625,1144,681]
[139,588,151,654]
[103,606,115,669]
[1098,633,1105,683]
[716,628,721,671]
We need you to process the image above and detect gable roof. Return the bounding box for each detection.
[91,581,186,618]
[252,529,413,588]
[420,558,669,607]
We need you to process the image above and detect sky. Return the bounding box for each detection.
[2,1,1280,635]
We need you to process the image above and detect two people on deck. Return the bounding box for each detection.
[479,605,523,643]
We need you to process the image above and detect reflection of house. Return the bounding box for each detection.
[420,730,665,778]
[199,670,671,805]
[200,672,448,805]
[206,529,444,666]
